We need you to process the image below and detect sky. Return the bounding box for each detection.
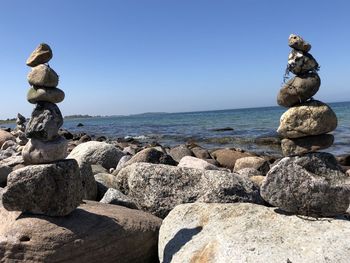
[0,0,349,119]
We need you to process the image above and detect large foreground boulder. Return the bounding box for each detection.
[159,203,350,263]
[2,159,83,216]
[261,152,350,216]
[68,141,124,169]
[0,201,161,262]
[114,163,263,218]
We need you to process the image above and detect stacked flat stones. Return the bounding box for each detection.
[277,34,337,156]
[2,43,83,216]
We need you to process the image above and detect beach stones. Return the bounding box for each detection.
[25,102,63,141]
[277,34,337,156]
[261,153,350,217]
[1,43,82,217]
[26,43,53,67]
[2,159,83,216]
[27,64,59,87]
[27,86,65,104]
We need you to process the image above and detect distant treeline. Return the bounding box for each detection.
[0,118,16,124]
[64,114,102,119]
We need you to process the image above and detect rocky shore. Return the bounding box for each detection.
[0,38,349,262]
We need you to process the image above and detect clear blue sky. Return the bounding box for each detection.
[0,0,349,119]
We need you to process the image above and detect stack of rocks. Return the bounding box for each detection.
[261,34,350,217]
[277,34,337,156]
[2,43,83,216]
[12,113,28,147]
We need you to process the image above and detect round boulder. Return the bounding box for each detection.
[277,100,337,138]
[27,64,59,88]
[27,86,65,104]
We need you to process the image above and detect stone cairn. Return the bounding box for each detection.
[277,34,337,156]
[260,35,350,218]
[2,43,83,216]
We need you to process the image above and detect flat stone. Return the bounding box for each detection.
[0,201,161,262]
[277,100,337,138]
[178,156,219,170]
[68,141,125,170]
[159,203,350,263]
[281,134,334,156]
[288,34,311,52]
[277,73,320,107]
[288,49,318,75]
[26,43,53,67]
[25,101,63,140]
[27,86,65,104]
[233,156,270,175]
[261,152,350,216]
[2,159,83,216]
[114,163,263,218]
[27,64,59,88]
[22,136,67,164]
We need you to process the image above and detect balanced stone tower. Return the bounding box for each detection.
[2,43,83,216]
[277,34,337,156]
[260,35,350,217]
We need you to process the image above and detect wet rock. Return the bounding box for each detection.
[67,141,125,170]
[22,136,68,164]
[26,43,53,67]
[277,73,320,107]
[114,163,263,218]
[211,148,252,170]
[27,86,65,104]
[281,134,334,156]
[287,49,319,75]
[169,144,194,162]
[2,159,83,216]
[288,34,311,52]
[159,203,350,263]
[261,152,350,217]
[233,156,270,175]
[210,127,234,132]
[178,156,219,170]
[100,188,138,209]
[277,100,337,138]
[25,102,63,141]
[0,201,161,262]
[77,123,84,127]
[27,64,59,88]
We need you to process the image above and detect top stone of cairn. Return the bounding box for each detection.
[26,43,53,67]
[288,34,311,53]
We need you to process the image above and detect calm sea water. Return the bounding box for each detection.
[61,101,350,156]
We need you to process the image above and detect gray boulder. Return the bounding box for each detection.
[277,73,320,107]
[277,100,337,138]
[2,159,83,216]
[114,163,263,218]
[281,134,334,156]
[100,188,138,209]
[26,43,53,67]
[169,144,194,162]
[261,152,350,216]
[0,201,161,262]
[159,203,350,263]
[25,101,63,140]
[27,86,65,104]
[22,136,68,164]
[288,34,311,52]
[68,141,125,170]
[27,64,59,87]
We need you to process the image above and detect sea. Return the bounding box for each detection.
[3,101,350,156]
[60,101,350,156]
